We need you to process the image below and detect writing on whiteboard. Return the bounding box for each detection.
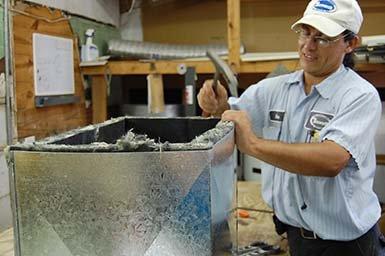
[33,33,75,96]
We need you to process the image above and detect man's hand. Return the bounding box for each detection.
[197,80,229,117]
[222,110,350,177]
[222,110,258,155]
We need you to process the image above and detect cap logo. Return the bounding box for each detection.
[313,0,337,13]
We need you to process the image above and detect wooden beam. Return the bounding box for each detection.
[227,0,241,72]
[81,60,384,76]
[91,76,108,124]
[240,59,300,73]
[81,60,217,75]
[377,155,385,166]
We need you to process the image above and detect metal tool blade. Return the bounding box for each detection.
[206,50,239,97]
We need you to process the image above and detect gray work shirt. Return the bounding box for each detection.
[228,65,382,240]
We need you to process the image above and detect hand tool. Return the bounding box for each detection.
[206,50,238,98]
[202,50,239,117]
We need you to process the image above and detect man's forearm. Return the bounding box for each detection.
[249,138,350,177]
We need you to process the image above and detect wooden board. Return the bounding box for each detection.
[142,1,227,46]
[0,228,13,256]
[377,154,385,165]
[12,5,87,139]
[81,59,385,76]
[142,0,385,53]
[227,0,241,71]
[91,75,108,123]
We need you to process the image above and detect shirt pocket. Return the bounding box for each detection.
[262,126,280,141]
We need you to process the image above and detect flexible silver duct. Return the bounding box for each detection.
[108,39,245,59]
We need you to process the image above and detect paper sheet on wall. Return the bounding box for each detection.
[33,33,75,96]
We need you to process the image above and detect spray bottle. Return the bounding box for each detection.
[81,29,99,62]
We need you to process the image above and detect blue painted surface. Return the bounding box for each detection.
[173,167,211,251]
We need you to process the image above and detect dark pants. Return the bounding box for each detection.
[273,216,385,256]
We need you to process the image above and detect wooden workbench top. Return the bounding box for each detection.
[235,182,286,248]
[0,181,288,256]
[0,229,13,256]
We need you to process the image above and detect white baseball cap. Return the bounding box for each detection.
[291,0,363,37]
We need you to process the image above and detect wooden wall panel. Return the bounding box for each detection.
[142,1,227,45]
[12,5,87,140]
[142,0,385,52]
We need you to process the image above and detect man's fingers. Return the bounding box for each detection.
[202,81,217,98]
[216,83,228,99]
[222,110,250,125]
[198,80,219,113]
[198,79,229,116]
[222,110,239,122]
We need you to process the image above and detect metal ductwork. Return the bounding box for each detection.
[7,117,237,256]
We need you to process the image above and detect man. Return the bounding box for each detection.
[198,0,385,255]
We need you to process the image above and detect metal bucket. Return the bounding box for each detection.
[6,117,236,256]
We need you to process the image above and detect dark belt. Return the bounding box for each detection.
[273,215,321,240]
[287,225,321,240]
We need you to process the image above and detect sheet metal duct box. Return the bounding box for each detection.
[6,117,236,256]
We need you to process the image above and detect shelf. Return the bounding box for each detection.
[80,57,385,124]
[80,58,385,76]
[80,0,385,124]
[81,59,217,75]
[80,59,302,76]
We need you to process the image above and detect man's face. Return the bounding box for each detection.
[297,25,350,79]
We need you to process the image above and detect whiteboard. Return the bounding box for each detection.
[33,33,75,96]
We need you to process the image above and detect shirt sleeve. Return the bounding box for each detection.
[319,90,382,170]
[228,81,268,137]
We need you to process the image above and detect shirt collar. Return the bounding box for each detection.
[314,65,347,99]
[285,70,303,86]
[285,65,348,99]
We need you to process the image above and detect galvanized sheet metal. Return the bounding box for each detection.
[8,117,236,256]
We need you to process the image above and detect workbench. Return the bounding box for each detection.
[0,229,12,256]
[0,181,288,256]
